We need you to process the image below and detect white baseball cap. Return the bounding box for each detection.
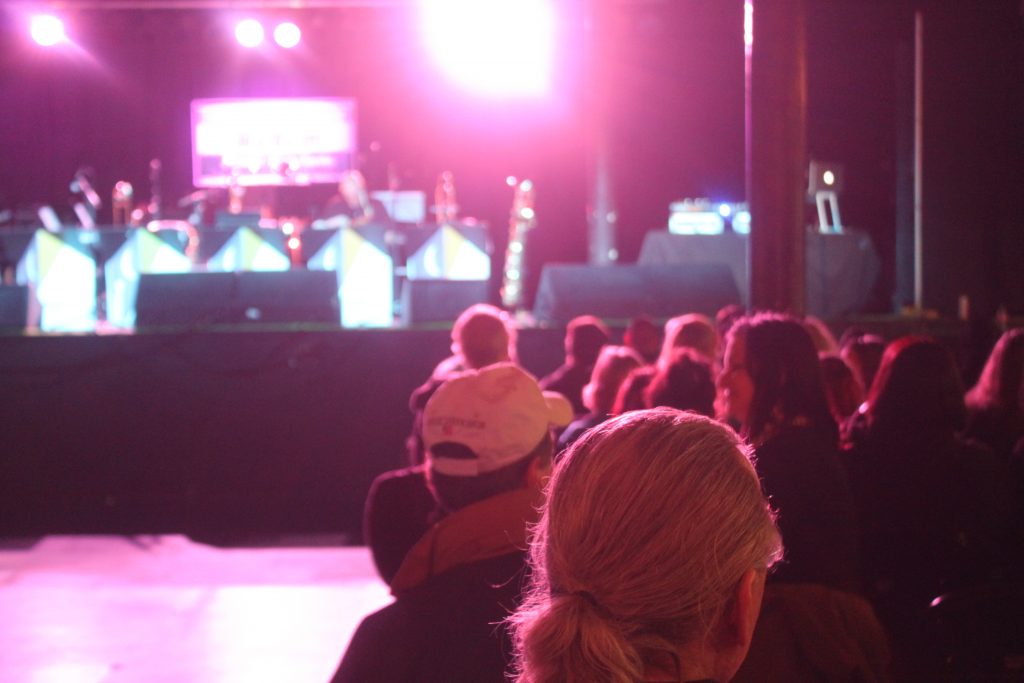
[424,363,573,477]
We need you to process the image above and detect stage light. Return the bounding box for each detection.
[30,14,66,47]
[421,0,555,97]
[718,203,732,217]
[823,170,835,186]
[235,19,264,48]
[273,22,301,49]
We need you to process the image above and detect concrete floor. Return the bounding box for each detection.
[0,535,392,683]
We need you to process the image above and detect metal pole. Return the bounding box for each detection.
[914,10,924,310]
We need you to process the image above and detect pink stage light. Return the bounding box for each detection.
[421,0,555,97]
[235,19,265,48]
[273,22,301,49]
[30,14,66,47]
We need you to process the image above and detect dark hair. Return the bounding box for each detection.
[840,333,886,395]
[729,313,836,442]
[566,316,610,366]
[965,328,1024,416]
[428,432,553,512]
[612,366,656,415]
[865,336,967,433]
[819,354,864,424]
[645,348,715,417]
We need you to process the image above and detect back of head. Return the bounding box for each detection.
[582,345,643,415]
[802,315,840,355]
[423,363,572,511]
[866,336,967,434]
[840,333,886,395]
[612,366,657,416]
[662,313,719,364]
[624,316,661,364]
[511,409,781,683]
[729,313,836,442]
[451,303,515,369]
[965,327,1024,415]
[819,353,864,424]
[645,348,715,417]
[566,316,611,367]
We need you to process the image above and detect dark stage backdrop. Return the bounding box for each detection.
[0,1,1021,314]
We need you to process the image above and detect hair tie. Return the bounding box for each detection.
[573,590,613,618]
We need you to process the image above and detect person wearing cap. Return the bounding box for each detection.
[365,303,519,585]
[331,363,572,683]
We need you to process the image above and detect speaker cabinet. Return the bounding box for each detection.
[135,271,339,329]
[532,264,740,324]
[400,279,489,325]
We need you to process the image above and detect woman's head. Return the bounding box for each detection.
[965,328,1024,415]
[582,346,644,415]
[719,313,835,441]
[661,313,719,366]
[511,409,782,683]
[645,348,716,417]
[865,336,967,433]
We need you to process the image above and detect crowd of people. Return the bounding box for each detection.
[331,303,1024,682]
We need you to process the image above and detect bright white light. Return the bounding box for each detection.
[31,15,66,47]
[235,19,265,48]
[421,0,555,97]
[823,170,835,186]
[274,22,301,49]
[743,2,753,51]
[718,203,732,217]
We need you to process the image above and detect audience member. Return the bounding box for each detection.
[644,347,715,417]
[715,303,746,348]
[510,409,782,683]
[721,314,889,682]
[802,315,840,355]
[557,346,642,453]
[540,315,611,416]
[820,353,864,425]
[719,313,859,591]
[842,336,1011,671]
[612,365,657,415]
[964,328,1024,462]
[840,333,886,395]
[623,315,661,364]
[367,303,516,584]
[661,313,719,367]
[332,364,571,682]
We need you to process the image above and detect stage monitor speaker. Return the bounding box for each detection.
[532,264,740,324]
[136,272,236,328]
[234,271,339,325]
[135,271,340,329]
[0,285,28,331]
[400,279,489,325]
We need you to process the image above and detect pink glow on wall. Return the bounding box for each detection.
[421,0,555,98]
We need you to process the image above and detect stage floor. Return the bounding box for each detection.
[0,535,391,683]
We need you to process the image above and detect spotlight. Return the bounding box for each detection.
[421,0,555,97]
[235,19,264,48]
[30,14,66,47]
[273,22,301,49]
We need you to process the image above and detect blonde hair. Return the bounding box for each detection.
[661,313,719,365]
[510,409,781,683]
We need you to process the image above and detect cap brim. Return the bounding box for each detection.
[543,391,574,428]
